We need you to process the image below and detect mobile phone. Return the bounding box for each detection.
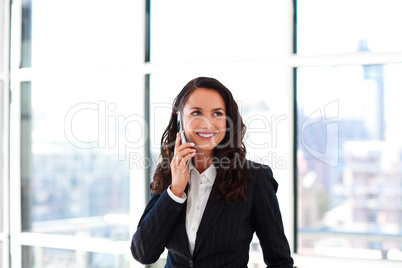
[177,111,187,145]
[177,111,192,166]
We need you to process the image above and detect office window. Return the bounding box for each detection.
[296,0,402,56]
[12,1,141,266]
[146,1,293,267]
[296,64,402,260]
[21,0,32,68]
[0,0,9,266]
[0,0,6,72]
[29,0,136,69]
[150,0,283,63]
[20,70,135,233]
[3,0,402,267]
[0,81,3,235]
[19,69,138,266]
[0,242,2,264]
[22,246,129,268]
[296,1,402,263]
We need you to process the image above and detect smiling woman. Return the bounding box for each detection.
[151,77,250,202]
[130,77,293,267]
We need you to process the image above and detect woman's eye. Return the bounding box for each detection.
[214,112,224,117]
[191,111,201,116]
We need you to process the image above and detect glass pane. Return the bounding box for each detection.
[0,81,3,233]
[0,0,5,72]
[21,0,32,68]
[297,0,402,55]
[22,246,130,268]
[150,0,283,63]
[20,68,136,240]
[30,0,136,69]
[296,64,402,260]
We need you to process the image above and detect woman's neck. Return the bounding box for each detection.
[192,151,213,174]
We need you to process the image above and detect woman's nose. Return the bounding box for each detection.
[198,116,212,129]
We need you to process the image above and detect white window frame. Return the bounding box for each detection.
[291,51,402,268]
[4,0,402,267]
[1,0,11,267]
[143,0,295,267]
[8,0,147,268]
[291,1,402,267]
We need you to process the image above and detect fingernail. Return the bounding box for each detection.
[190,142,195,146]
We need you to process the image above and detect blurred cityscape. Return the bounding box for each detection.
[297,61,402,260]
[20,85,131,266]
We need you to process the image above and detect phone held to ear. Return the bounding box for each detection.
[177,111,187,145]
[177,111,192,166]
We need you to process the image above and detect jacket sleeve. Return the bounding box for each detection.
[252,165,294,268]
[131,186,185,264]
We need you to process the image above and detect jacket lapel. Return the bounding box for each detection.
[175,198,192,258]
[192,179,226,257]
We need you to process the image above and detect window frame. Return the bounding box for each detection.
[3,0,402,267]
[144,0,295,267]
[8,1,148,268]
[0,0,11,267]
[293,0,402,267]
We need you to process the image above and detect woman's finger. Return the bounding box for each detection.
[175,147,196,159]
[174,132,181,150]
[182,151,196,166]
[177,140,195,151]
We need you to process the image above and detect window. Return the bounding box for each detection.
[3,0,401,267]
[296,0,402,263]
[149,0,283,64]
[0,0,10,266]
[0,80,7,267]
[296,64,402,260]
[9,0,145,267]
[20,75,133,237]
[296,0,402,55]
[147,0,293,266]
[22,246,129,268]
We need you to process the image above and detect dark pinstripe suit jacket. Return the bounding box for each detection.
[131,160,293,267]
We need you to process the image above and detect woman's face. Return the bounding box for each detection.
[182,88,227,155]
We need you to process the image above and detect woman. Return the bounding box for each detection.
[131,77,294,267]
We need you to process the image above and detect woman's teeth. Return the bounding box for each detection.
[197,132,215,138]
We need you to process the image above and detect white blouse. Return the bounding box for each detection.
[167,162,216,255]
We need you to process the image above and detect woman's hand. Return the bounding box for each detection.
[170,133,196,197]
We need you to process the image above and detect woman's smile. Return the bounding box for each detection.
[196,131,217,140]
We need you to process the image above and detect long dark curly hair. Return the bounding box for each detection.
[151,77,252,204]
